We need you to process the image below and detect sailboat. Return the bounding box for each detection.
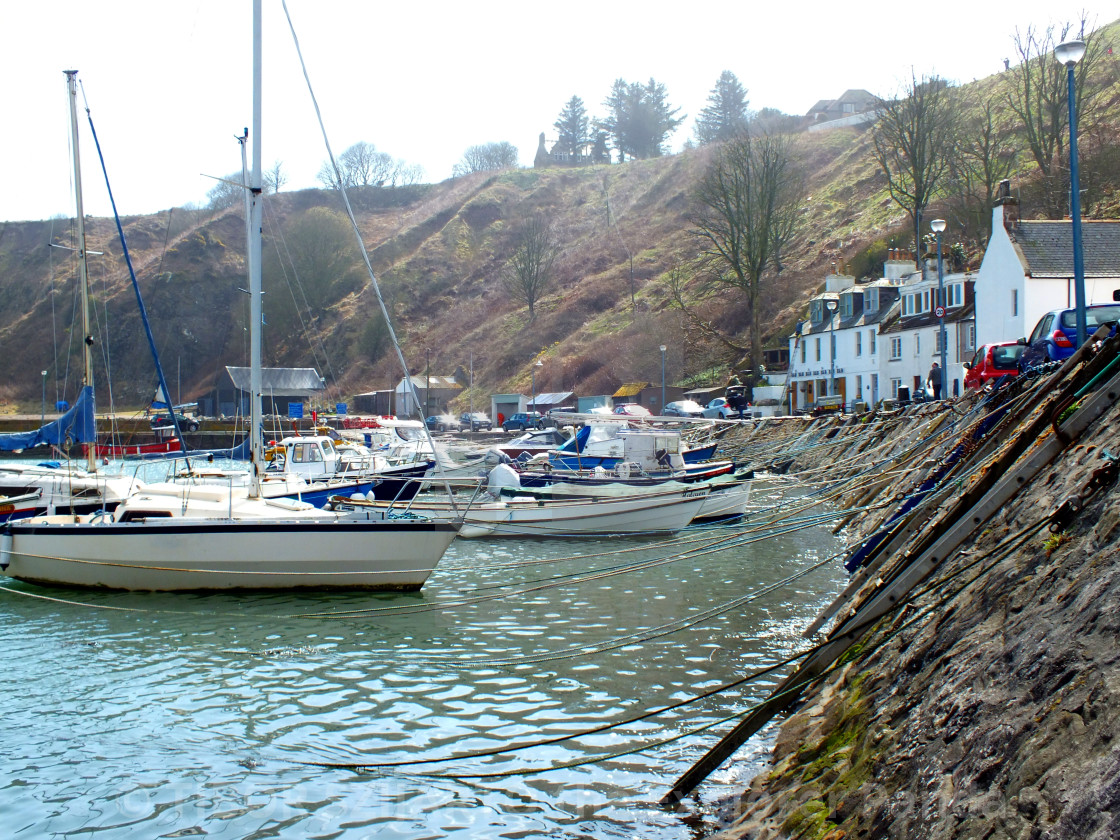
[0,72,144,522]
[0,9,459,591]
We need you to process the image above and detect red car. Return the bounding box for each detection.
[963,342,1024,389]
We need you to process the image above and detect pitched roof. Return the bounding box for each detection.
[613,382,649,398]
[1010,220,1120,277]
[398,375,463,390]
[225,366,324,394]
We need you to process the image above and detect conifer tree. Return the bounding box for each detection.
[553,96,590,158]
[694,71,750,145]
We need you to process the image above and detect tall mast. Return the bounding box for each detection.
[65,69,97,472]
[248,0,264,494]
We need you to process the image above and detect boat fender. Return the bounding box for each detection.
[0,529,11,571]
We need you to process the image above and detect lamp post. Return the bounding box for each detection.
[825,299,838,398]
[530,359,543,412]
[1056,38,1088,347]
[41,370,47,425]
[931,218,948,399]
[659,344,667,413]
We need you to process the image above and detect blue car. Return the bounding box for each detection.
[1019,303,1120,369]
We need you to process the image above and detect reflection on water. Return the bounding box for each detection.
[0,477,846,838]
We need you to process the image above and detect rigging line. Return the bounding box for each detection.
[296,643,818,772]
[281,0,444,467]
[416,551,845,669]
[457,502,874,596]
[315,510,850,622]
[261,201,335,392]
[411,523,1044,783]
[409,514,1056,780]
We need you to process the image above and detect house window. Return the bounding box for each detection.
[902,294,912,316]
[935,330,944,352]
[890,337,902,360]
[891,378,902,398]
[855,331,862,356]
[922,290,931,312]
[855,374,863,401]
[865,288,878,312]
[869,330,877,355]
[948,283,964,307]
[1012,289,1019,316]
[915,334,921,356]
[815,337,822,362]
[840,294,853,318]
[968,324,976,349]
[800,340,807,364]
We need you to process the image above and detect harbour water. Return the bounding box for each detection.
[0,475,846,838]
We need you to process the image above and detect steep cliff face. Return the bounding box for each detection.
[704,349,1120,839]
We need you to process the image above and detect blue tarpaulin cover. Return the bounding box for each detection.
[0,385,96,451]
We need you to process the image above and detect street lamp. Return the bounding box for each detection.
[931,218,948,399]
[659,344,667,413]
[825,299,838,398]
[41,370,47,425]
[530,359,543,412]
[1056,38,1088,347]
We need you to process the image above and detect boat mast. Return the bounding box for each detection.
[65,69,97,473]
[247,0,264,495]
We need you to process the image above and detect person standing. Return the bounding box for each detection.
[927,362,942,400]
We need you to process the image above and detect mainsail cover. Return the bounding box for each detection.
[0,385,96,451]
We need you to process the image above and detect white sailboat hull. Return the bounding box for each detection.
[0,517,457,591]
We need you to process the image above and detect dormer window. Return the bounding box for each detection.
[864,287,879,313]
[840,294,854,318]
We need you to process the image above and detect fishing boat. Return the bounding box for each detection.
[500,467,755,523]
[331,482,711,539]
[548,423,718,471]
[1,11,459,591]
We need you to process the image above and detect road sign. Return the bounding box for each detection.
[934,305,946,318]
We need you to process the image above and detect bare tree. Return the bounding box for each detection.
[690,130,804,390]
[947,97,1019,241]
[264,160,286,194]
[870,72,958,266]
[503,215,559,320]
[1005,16,1104,217]
[453,142,520,176]
[316,141,395,189]
[391,161,425,187]
[206,172,243,210]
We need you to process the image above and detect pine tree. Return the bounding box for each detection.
[598,78,685,162]
[694,71,750,145]
[553,96,590,158]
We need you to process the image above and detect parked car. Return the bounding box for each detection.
[502,411,545,432]
[542,406,576,428]
[425,414,460,432]
[963,342,1025,389]
[586,405,614,415]
[150,412,200,432]
[663,399,705,417]
[1019,303,1120,370]
[459,412,493,431]
[613,403,651,417]
[702,397,733,419]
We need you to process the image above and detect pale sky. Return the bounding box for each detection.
[0,0,1110,223]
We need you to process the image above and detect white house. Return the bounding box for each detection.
[975,181,1120,347]
[879,265,975,400]
[787,250,975,410]
[787,267,901,412]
